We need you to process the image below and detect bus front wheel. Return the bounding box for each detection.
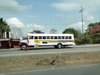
[21,44,27,50]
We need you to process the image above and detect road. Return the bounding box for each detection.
[1,64,100,75]
[0,45,100,57]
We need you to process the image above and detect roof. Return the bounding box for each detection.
[0,39,10,41]
[28,33,74,36]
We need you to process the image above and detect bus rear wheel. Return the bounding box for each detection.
[57,43,62,48]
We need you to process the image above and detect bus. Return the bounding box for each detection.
[19,33,75,50]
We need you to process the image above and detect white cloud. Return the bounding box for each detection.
[84,12,94,21]
[25,24,44,32]
[6,17,24,28]
[63,20,74,25]
[85,16,94,21]
[66,22,87,31]
[52,0,100,12]
[6,17,44,37]
[52,3,78,11]
[85,0,100,11]
[0,0,32,13]
[70,22,82,28]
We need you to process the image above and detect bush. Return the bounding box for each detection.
[92,37,100,44]
[75,36,83,45]
[83,35,92,44]
[75,35,92,45]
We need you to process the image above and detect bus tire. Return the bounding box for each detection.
[21,44,27,50]
[57,43,62,48]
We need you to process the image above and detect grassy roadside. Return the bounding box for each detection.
[0,51,100,73]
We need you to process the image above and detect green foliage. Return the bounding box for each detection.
[50,28,57,34]
[75,35,92,45]
[91,34,100,44]
[62,28,78,38]
[83,35,92,44]
[85,22,100,44]
[0,18,10,38]
[30,30,44,34]
[75,36,83,45]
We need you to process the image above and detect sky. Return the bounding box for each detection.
[0,0,100,37]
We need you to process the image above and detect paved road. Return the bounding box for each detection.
[0,45,100,57]
[1,64,100,75]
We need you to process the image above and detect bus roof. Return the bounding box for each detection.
[28,33,74,36]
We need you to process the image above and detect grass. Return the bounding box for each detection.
[0,51,100,73]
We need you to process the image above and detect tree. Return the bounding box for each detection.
[85,22,100,44]
[50,28,58,34]
[62,28,78,38]
[0,18,10,38]
[30,30,44,34]
[33,30,44,33]
[86,22,100,34]
[10,27,23,39]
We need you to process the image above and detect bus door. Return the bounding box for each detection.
[28,36,34,46]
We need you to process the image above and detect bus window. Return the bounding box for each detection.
[58,36,61,39]
[39,36,42,39]
[54,36,57,39]
[43,36,46,39]
[29,36,33,39]
[69,36,72,39]
[51,36,53,39]
[62,36,64,39]
[35,36,38,39]
[65,36,68,39]
[47,36,50,39]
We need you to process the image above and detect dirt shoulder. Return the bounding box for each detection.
[0,51,100,73]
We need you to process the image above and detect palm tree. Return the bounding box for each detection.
[0,18,10,38]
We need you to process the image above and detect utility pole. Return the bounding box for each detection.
[79,6,84,44]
